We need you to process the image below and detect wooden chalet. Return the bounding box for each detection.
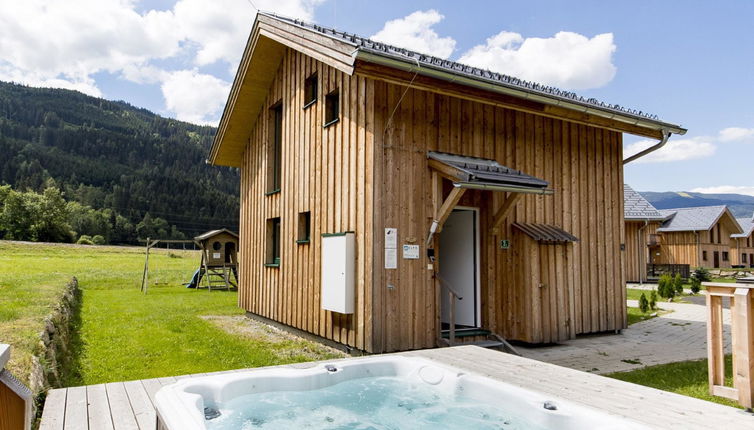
[655,206,742,269]
[623,184,666,282]
[731,216,754,268]
[209,13,686,352]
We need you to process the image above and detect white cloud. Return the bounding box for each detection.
[624,137,715,163]
[458,30,616,90]
[371,10,456,58]
[718,127,754,142]
[161,70,231,125]
[0,0,323,124]
[691,186,754,197]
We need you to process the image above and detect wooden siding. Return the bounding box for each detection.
[370,79,626,349]
[732,236,754,267]
[238,49,375,351]
[656,221,739,269]
[624,221,660,282]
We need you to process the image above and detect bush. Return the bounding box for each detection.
[674,273,684,295]
[92,235,106,245]
[76,235,94,245]
[657,274,676,300]
[690,277,702,294]
[639,293,649,313]
[693,267,712,283]
[649,290,657,310]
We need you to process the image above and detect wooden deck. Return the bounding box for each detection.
[41,346,753,430]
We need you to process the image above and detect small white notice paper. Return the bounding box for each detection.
[385,228,397,249]
[385,248,397,269]
[212,252,221,259]
[402,244,419,259]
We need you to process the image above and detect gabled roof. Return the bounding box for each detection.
[513,223,579,243]
[624,184,665,221]
[658,206,742,233]
[732,217,754,238]
[428,151,549,191]
[210,12,686,167]
[194,228,239,241]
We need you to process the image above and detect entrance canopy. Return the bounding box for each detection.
[427,151,554,245]
[428,151,551,194]
[513,222,579,244]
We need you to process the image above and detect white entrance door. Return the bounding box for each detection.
[439,208,479,328]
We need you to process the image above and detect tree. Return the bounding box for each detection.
[673,273,684,296]
[639,293,649,313]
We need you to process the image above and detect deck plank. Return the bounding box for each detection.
[63,386,88,430]
[105,383,140,430]
[87,384,114,430]
[140,379,162,406]
[39,388,67,430]
[123,381,156,430]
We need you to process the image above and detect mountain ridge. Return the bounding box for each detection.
[640,191,754,219]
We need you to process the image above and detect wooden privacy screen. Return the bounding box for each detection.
[705,282,754,408]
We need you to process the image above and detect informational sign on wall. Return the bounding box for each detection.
[385,228,398,269]
[385,228,397,249]
[212,252,221,259]
[403,244,420,259]
[385,248,397,269]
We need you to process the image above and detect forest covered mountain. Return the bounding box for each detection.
[0,80,239,242]
[641,191,754,218]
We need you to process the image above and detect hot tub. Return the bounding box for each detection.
[154,355,649,429]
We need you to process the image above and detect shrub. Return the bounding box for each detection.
[649,290,657,310]
[690,277,702,294]
[674,273,684,295]
[92,235,106,245]
[657,274,675,300]
[639,293,649,313]
[76,235,94,245]
[693,267,712,283]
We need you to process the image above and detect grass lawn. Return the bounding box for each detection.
[607,355,741,409]
[0,241,342,388]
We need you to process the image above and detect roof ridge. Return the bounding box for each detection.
[261,13,665,122]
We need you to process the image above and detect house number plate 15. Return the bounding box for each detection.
[500,240,510,250]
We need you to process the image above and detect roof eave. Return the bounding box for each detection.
[354,50,687,139]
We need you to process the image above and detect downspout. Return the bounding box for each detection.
[638,220,648,285]
[696,231,701,267]
[623,129,672,164]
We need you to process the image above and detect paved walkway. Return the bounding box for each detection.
[518,300,731,374]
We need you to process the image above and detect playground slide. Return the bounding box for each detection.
[185,268,202,288]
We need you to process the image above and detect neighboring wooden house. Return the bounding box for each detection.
[731,216,754,268]
[655,206,742,268]
[208,13,686,352]
[623,184,665,283]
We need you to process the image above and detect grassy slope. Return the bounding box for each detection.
[608,355,740,409]
[0,241,341,387]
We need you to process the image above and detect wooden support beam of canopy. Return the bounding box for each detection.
[491,193,523,234]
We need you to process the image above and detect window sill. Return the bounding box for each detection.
[265,189,281,196]
[323,118,339,128]
[296,239,310,244]
[264,263,280,268]
[303,99,317,110]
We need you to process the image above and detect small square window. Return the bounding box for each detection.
[304,73,317,108]
[723,251,729,261]
[297,211,311,244]
[265,217,281,267]
[702,251,708,261]
[324,89,339,127]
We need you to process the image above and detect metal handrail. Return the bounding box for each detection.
[436,274,463,300]
[435,274,463,346]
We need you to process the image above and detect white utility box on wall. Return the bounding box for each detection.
[321,232,355,314]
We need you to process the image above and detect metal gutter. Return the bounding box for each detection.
[453,182,554,195]
[623,129,672,165]
[356,51,687,137]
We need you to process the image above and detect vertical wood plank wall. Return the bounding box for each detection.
[370,80,626,349]
[239,49,375,351]
[657,217,739,268]
[624,221,660,282]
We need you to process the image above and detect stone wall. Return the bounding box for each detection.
[28,277,80,396]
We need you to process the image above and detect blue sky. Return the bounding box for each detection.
[1,0,753,194]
